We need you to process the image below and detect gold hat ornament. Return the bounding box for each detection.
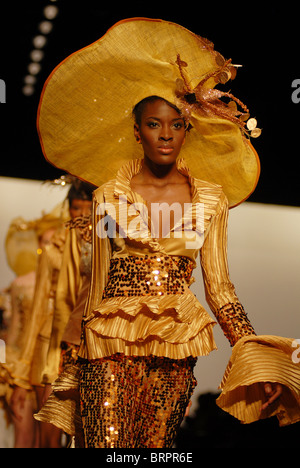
[37,17,260,208]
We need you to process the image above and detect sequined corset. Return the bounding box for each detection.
[103,255,194,298]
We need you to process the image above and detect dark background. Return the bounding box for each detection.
[1,2,299,207]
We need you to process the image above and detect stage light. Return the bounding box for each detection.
[43,5,59,20]
[24,75,37,85]
[22,85,35,96]
[28,62,41,75]
[38,21,53,35]
[32,35,48,49]
[30,49,44,62]
[23,3,59,97]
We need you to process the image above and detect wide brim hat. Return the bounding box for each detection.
[37,17,260,208]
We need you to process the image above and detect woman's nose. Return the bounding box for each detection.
[159,126,173,141]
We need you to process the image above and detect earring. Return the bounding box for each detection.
[136,136,142,144]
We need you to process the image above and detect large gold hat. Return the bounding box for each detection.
[37,17,260,208]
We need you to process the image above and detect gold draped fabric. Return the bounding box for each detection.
[43,220,92,384]
[41,227,81,385]
[9,226,67,389]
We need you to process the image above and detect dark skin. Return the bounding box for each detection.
[132,99,190,238]
[132,98,282,412]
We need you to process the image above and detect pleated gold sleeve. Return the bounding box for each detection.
[35,364,82,440]
[199,190,255,346]
[216,335,300,426]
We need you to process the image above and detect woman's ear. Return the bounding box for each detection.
[134,124,141,143]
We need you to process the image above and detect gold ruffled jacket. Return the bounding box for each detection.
[36,159,300,435]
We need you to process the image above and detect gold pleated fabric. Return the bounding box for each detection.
[35,364,82,439]
[216,335,300,426]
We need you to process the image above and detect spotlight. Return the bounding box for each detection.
[32,35,48,49]
[23,2,59,97]
[22,85,35,96]
[30,49,44,62]
[38,21,53,35]
[43,5,59,20]
[24,75,37,85]
[28,62,41,75]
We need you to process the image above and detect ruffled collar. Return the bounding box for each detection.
[99,157,223,253]
[113,157,199,205]
[104,158,203,251]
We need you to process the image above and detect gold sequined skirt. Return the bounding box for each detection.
[80,354,197,448]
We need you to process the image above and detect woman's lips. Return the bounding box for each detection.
[157,146,174,155]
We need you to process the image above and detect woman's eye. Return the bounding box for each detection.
[147,122,159,128]
[173,122,184,129]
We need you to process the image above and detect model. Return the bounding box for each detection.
[35,18,300,448]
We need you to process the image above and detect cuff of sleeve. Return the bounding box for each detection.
[216,335,300,426]
[35,364,82,439]
[10,360,32,390]
[215,302,256,347]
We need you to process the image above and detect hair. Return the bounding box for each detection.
[132,95,191,131]
[67,179,96,206]
[132,96,182,126]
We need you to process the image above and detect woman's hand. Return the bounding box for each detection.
[10,386,28,422]
[261,382,283,412]
[42,383,53,407]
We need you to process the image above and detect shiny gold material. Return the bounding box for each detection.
[11,226,67,389]
[251,128,262,138]
[247,117,258,130]
[42,216,92,384]
[217,335,300,426]
[80,354,197,448]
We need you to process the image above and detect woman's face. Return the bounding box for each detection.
[134,99,186,166]
[69,199,92,219]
